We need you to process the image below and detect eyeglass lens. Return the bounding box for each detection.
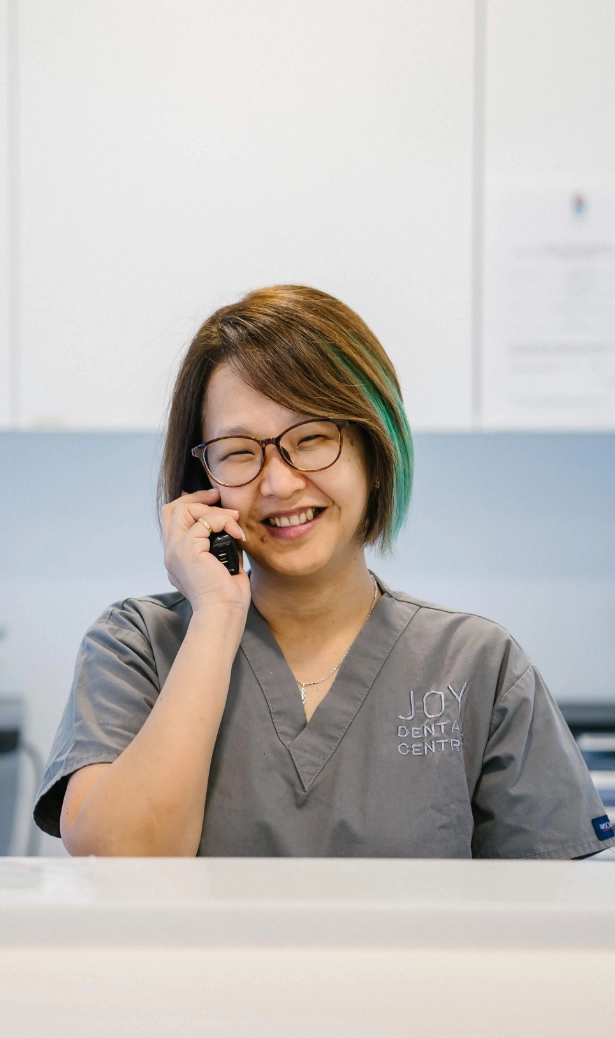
[205,420,341,486]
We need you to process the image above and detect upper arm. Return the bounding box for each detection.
[33,599,162,840]
[60,763,111,852]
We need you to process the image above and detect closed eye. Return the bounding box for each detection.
[297,434,326,445]
[219,448,258,460]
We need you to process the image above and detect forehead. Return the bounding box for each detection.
[202,363,309,439]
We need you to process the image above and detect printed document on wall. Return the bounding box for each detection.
[481,192,615,429]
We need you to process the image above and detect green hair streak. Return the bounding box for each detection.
[326,340,414,549]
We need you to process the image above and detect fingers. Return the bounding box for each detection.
[165,501,246,560]
[184,503,244,540]
[162,492,236,543]
[162,488,222,540]
[185,510,246,551]
[180,489,220,500]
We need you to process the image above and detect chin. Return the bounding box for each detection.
[277,558,332,579]
[248,542,337,579]
[267,557,331,580]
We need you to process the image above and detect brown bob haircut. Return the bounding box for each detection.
[158,285,413,551]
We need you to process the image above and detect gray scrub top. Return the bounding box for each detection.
[33,575,615,859]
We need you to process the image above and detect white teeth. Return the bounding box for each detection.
[267,507,320,527]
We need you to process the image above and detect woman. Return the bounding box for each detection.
[34,285,614,858]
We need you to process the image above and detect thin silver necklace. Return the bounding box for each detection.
[295,574,379,706]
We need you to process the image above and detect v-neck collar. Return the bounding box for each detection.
[239,574,420,791]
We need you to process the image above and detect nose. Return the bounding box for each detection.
[258,443,307,497]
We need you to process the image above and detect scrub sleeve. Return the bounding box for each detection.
[31,597,178,838]
[470,662,614,858]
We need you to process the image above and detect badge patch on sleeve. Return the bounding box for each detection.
[591,815,615,841]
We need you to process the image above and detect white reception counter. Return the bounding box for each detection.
[1,855,614,1037]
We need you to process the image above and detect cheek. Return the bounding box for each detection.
[342,438,370,493]
[323,457,369,516]
[219,489,250,514]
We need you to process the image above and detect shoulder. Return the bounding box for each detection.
[378,579,531,696]
[85,590,192,654]
[75,591,193,689]
[99,590,189,627]
[382,580,517,644]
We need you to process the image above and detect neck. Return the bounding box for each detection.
[248,549,378,647]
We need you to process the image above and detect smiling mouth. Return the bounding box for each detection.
[263,506,325,528]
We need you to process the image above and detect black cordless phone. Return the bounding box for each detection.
[207,525,240,575]
[183,455,241,575]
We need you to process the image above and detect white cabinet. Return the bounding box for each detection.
[0,0,11,427]
[481,0,615,429]
[10,0,474,431]
[9,2,611,433]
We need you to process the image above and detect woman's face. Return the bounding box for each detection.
[202,363,371,579]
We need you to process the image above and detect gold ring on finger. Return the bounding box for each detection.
[197,517,214,534]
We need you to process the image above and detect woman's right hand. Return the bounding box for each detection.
[161,488,251,618]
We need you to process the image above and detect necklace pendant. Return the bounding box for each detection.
[294,575,378,711]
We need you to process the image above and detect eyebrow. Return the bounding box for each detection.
[210,415,314,440]
[213,425,256,438]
